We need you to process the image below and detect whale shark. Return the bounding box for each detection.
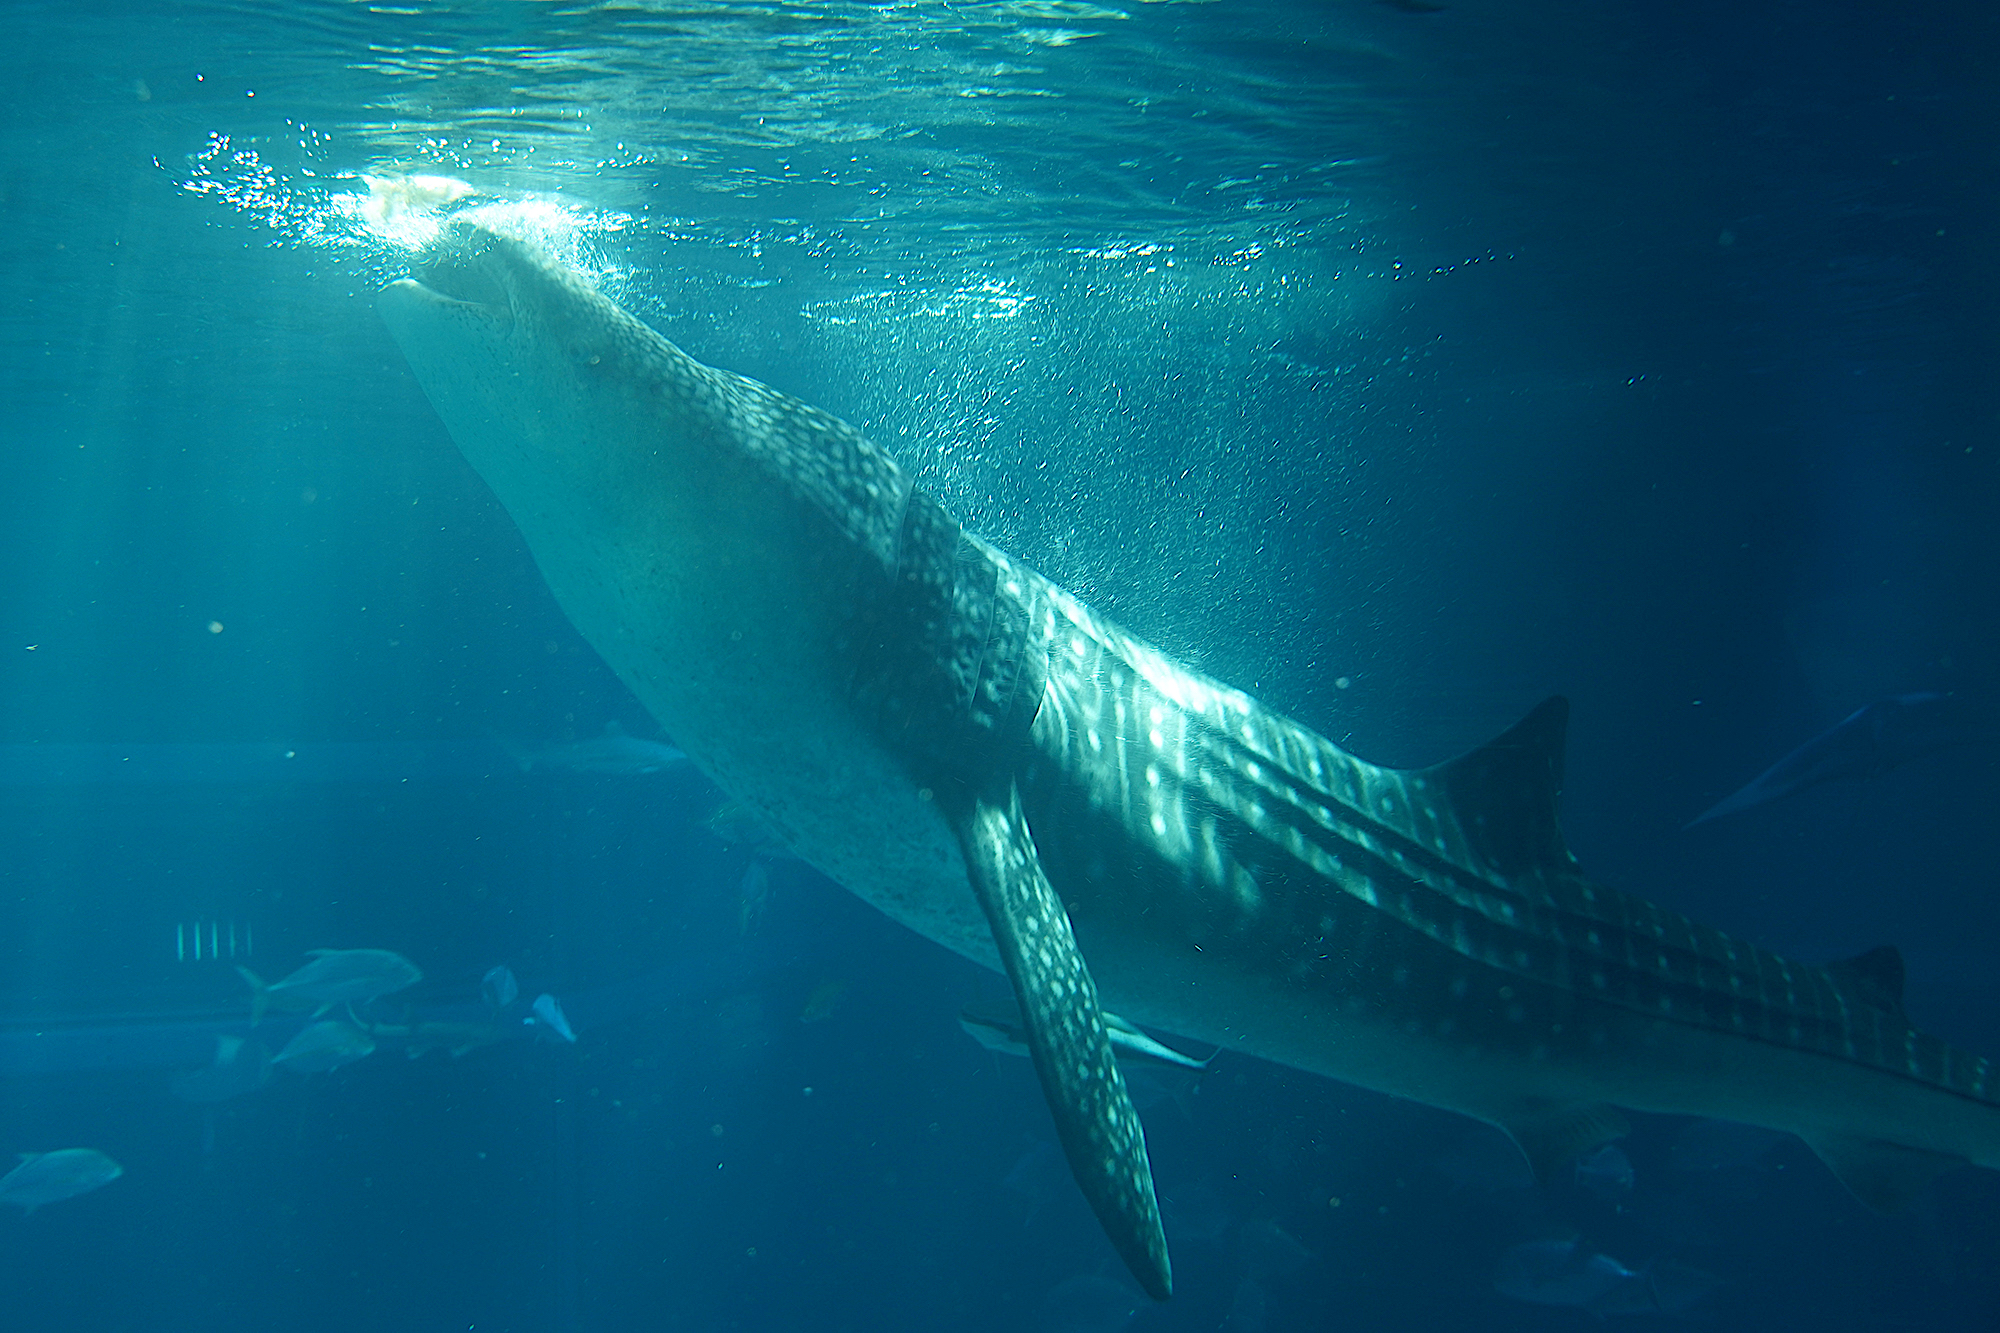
[378,220,2000,1300]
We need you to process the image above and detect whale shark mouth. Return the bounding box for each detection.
[388,228,516,328]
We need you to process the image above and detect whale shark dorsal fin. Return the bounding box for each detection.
[954,781,1172,1301]
[1826,944,1906,1017]
[1423,695,1574,879]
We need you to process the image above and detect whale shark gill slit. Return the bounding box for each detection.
[378,219,2000,1297]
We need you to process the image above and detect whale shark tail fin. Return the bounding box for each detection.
[1423,695,1574,879]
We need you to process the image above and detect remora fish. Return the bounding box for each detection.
[379,219,2000,1300]
[508,721,689,776]
[962,998,1214,1070]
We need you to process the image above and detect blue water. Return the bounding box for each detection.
[1,1,1996,1328]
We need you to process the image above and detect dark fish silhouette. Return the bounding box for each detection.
[1689,693,1966,827]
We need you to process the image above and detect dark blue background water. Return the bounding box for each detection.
[0,1,1995,1328]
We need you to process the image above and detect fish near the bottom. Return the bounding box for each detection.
[378,216,2000,1299]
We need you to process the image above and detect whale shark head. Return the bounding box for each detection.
[379,219,911,589]
[377,221,919,781]
[378,221,695,529]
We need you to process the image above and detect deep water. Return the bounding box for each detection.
[0,1,1996,1329]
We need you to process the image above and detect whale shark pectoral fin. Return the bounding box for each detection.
[1499,1101,1630,1183]
[955,782,1172,1301]
[1803,1133,1964,1213]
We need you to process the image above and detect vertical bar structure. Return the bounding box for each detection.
[176,918,254,962]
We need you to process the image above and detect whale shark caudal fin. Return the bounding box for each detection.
[1420,695,1575,879]
[954,780,1172,1301]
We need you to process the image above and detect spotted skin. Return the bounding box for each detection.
[379,221,2000,1293]
[1011,575,2000,1114]
[959,783,1170,1300]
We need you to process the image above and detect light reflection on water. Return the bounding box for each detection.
[156,0,1398,271]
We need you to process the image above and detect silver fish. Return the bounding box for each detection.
[273,1019,377,1074]
[0,1148,123,1214]
[239,948,422,1023]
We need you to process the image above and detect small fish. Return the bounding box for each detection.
[0,1148,123,1214]
[481,964,520,1011]
[1573,1142,1636,1203]
[960,999,1214,1070]
[512,722,688,776]
[239,949,422,1024]
[705,800,796,859]
[799,979,849,1025]
[1688,692,1969,826]
[1495,1239,1719,1316]
[531,993,577,1043]
[273,1019,377,1074]
[172,1034,273,1103]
